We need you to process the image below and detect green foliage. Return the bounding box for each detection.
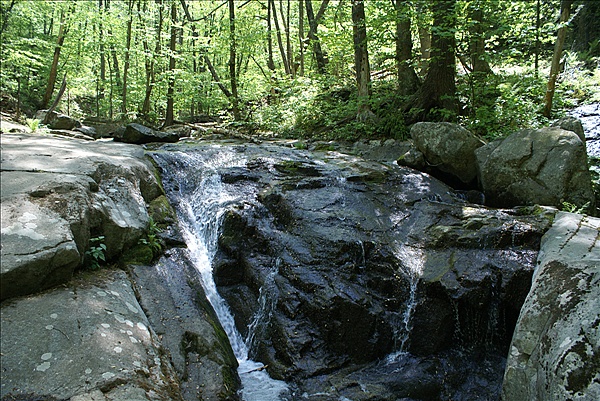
[84,236,106,270]
[25,118,40,132]
[138,217,163,256]
[561,201,591,215]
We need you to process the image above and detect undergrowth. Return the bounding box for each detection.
[252,55,599,142]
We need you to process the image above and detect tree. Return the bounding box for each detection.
[305,0,329,74]
[121,0,134,116]
[351,0,374,122]
[408,0,458,122]
[395,0,420,96]
[228,0,241,121]
[41,7,67,109]
[164,0,177,127]
[543,0,573,118]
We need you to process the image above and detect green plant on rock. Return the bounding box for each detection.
[138,217,163,255]
[26,118,40,132]
[85,236,107,270]
[561,201,590,215]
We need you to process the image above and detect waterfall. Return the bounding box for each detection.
[387,243,424,363]
[152,148,289,401]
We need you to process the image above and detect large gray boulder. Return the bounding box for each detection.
[410,122,486,185]
[0,269,181,400]
[0,133,162,301]
[502,212,600,401]
[476,127,595,210]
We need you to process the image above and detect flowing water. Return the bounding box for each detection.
[152,147,289,401]
[386,243,424,363]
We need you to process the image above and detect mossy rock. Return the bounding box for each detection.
[122,243,154,265]
[148,194,176,228]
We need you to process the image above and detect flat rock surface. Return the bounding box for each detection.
[0,269,180,400]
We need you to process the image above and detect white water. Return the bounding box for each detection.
[386,243,424,363]
[157,149,289,401]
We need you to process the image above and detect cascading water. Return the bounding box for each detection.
[387,243,424,363]
[152,148,289,401]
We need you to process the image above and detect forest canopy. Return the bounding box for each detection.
[1,0,599,140]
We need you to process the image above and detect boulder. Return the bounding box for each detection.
[410,122,486,186]
[0,133,163,301]
[114,123,180,144]
[35,109,82,130]
[476,127,595,211]
[0,269,181,401]
[552,116,585,142]
[502,212,600,401]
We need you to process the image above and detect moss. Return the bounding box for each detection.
[122,243,154,265]
[148,194,176,229]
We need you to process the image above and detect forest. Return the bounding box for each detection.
[1,0,599,141]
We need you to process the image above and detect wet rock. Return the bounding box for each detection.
[411,122,486,186]
[130,251,241,401]
[502,212,600,401]
[0,269,181,401]
[476,127,595,211]
[150,141,555,400]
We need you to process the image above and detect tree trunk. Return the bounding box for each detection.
[409,0,458,122]
[543,0,573,118]
[142,0,163,116]
[42,9,66,109]
[270,0,290,75]
[267,0,275,71]
[43,73,67,124]
[298,0,305,76]
[305,0,329,74]
[164,0,177,127]
[395,0,420,96]
[121,0,134,117]
[352,0,374,122]
[228,0,241,121]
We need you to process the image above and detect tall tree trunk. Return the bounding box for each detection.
[164,0,177,127]
[121,0,134,117]
[267,0,275,71]
[142,0,163,116]
[416,1,431,77]
[270,0,290,75]
[298,0,305,76]
[543,0,573,118]
[409,0,458,122]
[395,0,420,96]
[535,0,541,77]
[42,9,66,109]
[352,0,374,122]
[228,0,241,121]
[284,0,294,76]
[305,0,329,74]
[98,0,106,102]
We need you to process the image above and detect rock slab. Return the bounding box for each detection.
[0,269,181,400]
[502,212,600,401]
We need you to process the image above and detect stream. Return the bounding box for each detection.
[153,147,290,401]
